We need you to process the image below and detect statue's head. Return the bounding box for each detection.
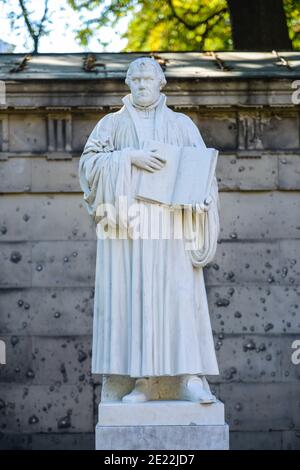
[125,57,167,107]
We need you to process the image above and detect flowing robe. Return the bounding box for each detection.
[79,94,220,378]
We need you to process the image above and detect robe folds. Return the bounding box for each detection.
[79,93,220,378]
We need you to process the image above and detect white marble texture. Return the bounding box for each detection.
[98,400,225,426]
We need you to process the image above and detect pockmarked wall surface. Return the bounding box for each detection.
[0,53,299,450]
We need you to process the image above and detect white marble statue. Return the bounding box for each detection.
[79,57,220,404]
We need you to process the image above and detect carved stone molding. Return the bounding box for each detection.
[47,113,72,159]
[0,114,9,159]
[238,111,264,152]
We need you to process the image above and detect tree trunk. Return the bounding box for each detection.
[227,0,292,51]
[33,35,39,54]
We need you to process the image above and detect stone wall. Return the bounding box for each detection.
[0,73,299,450]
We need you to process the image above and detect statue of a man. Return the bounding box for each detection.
[79,57,220,404]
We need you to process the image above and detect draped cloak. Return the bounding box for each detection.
[79,93,220,377]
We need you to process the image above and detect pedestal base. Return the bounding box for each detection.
[96,423,229,450]
[96,400,229,450]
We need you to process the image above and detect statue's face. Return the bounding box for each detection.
[128,65,161,107]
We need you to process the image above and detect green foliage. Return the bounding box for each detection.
[284,0,300,49]
[124,0,231,51]
[69,0,299,51]
[1,0,299,52]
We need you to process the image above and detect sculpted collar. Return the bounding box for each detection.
[122,93,167,111]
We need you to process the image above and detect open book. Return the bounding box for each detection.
[135,140,218,207]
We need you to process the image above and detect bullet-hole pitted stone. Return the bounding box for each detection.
[63,257,69,263]
[281,267,288,278]
[216,298,230,307]
[23,214,30,222]
[0,399,6,410]
[10,251,22,263]
[0,226,7,234]
[78,350,87,362]
[17,299,24,307]
[264,323,274,332]
[226,271,235,281]
[24,303,30,310]
[224,367,237,380]
[28,415,39,425]
[26,369,35,379]
[57,414,71,429]
[54,311,61,319]
[230,232,238,239]
[11,336,19,347]
[36,264,43,272]
[243,339,256,351]
[234,311,242,318]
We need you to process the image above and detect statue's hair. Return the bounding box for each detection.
[125,57,167,89]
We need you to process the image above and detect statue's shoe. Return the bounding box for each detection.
[121,378,150,403]
[179,375,217,404]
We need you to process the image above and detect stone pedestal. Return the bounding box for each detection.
[96,400,229,450]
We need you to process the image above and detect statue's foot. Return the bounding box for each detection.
[121,378,150,403]
[179,375,217,404]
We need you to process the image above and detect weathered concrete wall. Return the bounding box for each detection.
[0,74,299,450]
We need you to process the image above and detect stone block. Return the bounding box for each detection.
[0,287,93,336]
[205,241,281,285]
[98,400,225,426]
[219,192,300,240]
[0,158,31,192]
[208,285,300,335]
[282,430,300,450]
[278,155,300,190]
[0,383,94,433]
[31,158,82,192]
[212,335,283,383]
[216,382,300,431]
[96,423,229,450]
[0,194,95,241]
[31,241,96,287]
[279,240,300,285]
[0,335,33,383]
[8,115,47,152]
[217,153,278,191]
[72,115,101,152]
[0,243,31,287]
[194,112,237,150]
[0,432,94,450]
[31,335,92,386]
[261,113,299,149]
[230,430,282,450]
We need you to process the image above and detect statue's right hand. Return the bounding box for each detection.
[129,149,166,173]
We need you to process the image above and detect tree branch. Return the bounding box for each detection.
[198,10,226,50]
[18,0,35,39]
[166,0,227,31]
[38,0,49,36]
